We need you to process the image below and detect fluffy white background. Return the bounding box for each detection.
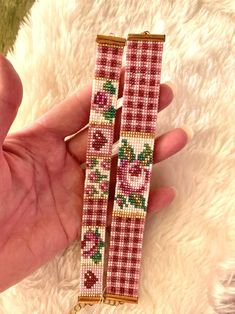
[0,0,234,313]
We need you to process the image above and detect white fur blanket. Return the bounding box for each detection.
[1,0,234,313]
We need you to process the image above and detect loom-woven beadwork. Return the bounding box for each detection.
[78,35,125,305]
[105,34,165,304]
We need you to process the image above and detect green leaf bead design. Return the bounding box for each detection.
[103,81,116,94]
[118,139,136,162]
[138,143,153,166]
[103,105,116,121]
[128,193,146,211]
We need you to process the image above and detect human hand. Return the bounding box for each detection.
[0,54,189,291]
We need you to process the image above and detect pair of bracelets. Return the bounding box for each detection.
[74,32,165,311]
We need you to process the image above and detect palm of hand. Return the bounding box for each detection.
[0,128,84,290]
[0,54,188,291]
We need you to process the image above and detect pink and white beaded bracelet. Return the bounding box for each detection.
[105,33,165,304]
[77,35,125,306]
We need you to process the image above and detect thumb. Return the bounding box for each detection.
[0,54,23,145]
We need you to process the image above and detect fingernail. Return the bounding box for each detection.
[180,124,194,141]
[170,186,178,198]
[164,81,177,96]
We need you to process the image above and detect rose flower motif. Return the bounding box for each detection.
[101,159,110,170]
[117,159,150,196]
[84,185,96,196]
[81,231,100,258]
[93,91,111,112]
[100,180,109,193]
[88,171,98,182]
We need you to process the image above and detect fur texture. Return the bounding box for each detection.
[0,0,234,313]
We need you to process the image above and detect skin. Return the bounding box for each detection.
[0,54,188,292]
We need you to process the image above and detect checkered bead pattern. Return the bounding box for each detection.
[78,35,125,305]
[122,40,164,134]
[106,216,144,298]
[105,34,165,304]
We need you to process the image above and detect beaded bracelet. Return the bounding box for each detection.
[77,35,126,308]
[105,33,165,304]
